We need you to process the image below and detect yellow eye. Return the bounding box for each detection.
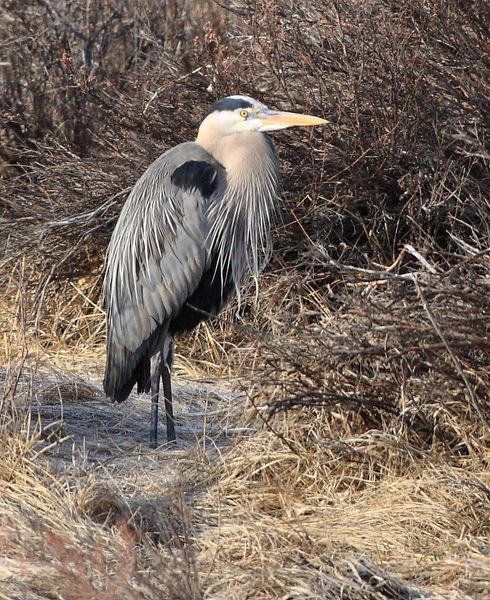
[240,110,249,118]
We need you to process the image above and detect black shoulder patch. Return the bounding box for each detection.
[209,97,254,114]
[171,160,218,198]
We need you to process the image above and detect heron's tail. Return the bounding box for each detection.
[103,337,151,403]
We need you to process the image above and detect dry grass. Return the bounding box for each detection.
[0,364,225,599]
[1,1,489,599]
[196,418,489,598]
[1,360,488,599]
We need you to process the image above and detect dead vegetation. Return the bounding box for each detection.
[0,1,489,599]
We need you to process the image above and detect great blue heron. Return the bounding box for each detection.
[103,95,326,445]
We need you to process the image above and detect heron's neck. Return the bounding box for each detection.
[196,130,279,297]
[196,131,277,188]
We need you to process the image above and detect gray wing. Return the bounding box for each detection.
[103,142,224,401]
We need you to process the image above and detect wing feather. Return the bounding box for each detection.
[103,142,224,401]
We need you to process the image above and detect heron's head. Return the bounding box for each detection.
[198,95,326,138]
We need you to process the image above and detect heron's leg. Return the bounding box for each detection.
[162,338,176,443]
[150,351,162,448]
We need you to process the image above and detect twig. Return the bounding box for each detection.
[414,280,489,429]
[403,244,439,274]
[210,0,248,17]
[247,393,301,456]
[316,244,442,284]
[324,256,429,284]
[442,247,490,278]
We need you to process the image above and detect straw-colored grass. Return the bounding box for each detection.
[195,411,489,598]
[0,290,488,599]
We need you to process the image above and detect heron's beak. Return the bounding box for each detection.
[257,109,327,132]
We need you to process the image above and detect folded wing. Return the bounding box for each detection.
[103,142,224,401]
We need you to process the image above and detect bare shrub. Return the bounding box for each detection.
[1,0,488,336]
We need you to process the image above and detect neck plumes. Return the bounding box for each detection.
[196,130,279,300]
